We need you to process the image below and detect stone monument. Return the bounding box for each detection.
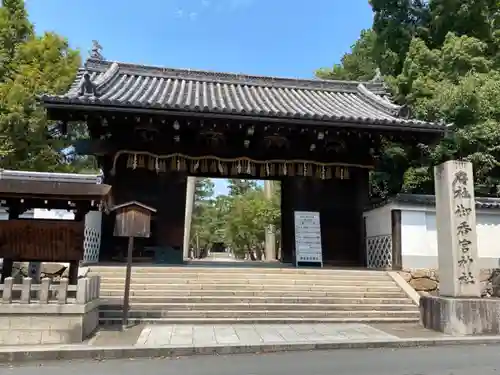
[420,160,500,335]
[435,160,480,297]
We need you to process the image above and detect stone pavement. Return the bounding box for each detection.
[135,323,399,347]
[89,322,448,347]
[2,323,500,364]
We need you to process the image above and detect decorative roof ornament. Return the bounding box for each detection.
[89,40,104,60]
[370,67,384,83]
[79,72,98,97]
[397,104,412,119]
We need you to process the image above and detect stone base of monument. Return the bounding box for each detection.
[420,295,500,335]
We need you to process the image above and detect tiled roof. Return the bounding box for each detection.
[0,180,111,199]
[368,194,500,210]
[0,169,103,184]
[41,58,445,131]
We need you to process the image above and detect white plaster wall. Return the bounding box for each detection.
[401,208,500,269]
[33,208,75,220]
[0,208,34,220]
[363,205,392,237]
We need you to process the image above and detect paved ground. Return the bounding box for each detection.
[4,344,500,374]
[89,322,449,347]
[136,323,399,346]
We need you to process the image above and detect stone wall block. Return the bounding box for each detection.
[57,278,69,304]
[20,277,32,304]
[39,278,51,303]
[1,277,13,303]
[9,316,30,329]
[41,330,63,344]
[409,277,438,292]
[76,277,88,304]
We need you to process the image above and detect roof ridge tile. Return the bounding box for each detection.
[85,59,388,94]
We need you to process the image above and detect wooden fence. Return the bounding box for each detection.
[0,276,100,304]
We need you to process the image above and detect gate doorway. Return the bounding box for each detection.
[188,178,281,263]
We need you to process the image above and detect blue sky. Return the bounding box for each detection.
[25,0,374,195]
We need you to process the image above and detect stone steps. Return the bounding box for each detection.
[95,278,396,286]
[99,309,419,320]
[99,316,419,325]
[100,296,412,304]
[98,284,403,292]
[100,301,416,311]
[90,267,386,275]
[90,272,390,280]
[100,289,408,298]
[90,266,418,324]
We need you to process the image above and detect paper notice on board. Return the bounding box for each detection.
[294,211,322,264]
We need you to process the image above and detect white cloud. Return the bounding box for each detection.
[189,12,198,20]
[175,8,184,18]
[201,0,210,7]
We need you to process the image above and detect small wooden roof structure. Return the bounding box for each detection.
[0,180,111,200]
[110,201,157,213]
[0,169,111,209]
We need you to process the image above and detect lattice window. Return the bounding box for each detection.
[83,227,101,263]
[82,211,102,264]
[366,235,392,269]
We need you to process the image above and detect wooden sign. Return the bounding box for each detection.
[112,201,156,238]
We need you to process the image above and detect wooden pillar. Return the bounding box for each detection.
[182,176,196,260]
[264,180,276,261]
[391,209,402,270]
[1,204,21,283]
[280,178,293,263]
[281,177,309,264]
[356,169,370,268]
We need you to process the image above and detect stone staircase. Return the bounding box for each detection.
[89,265,420,324]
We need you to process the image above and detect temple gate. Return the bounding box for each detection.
[40,47,444,268]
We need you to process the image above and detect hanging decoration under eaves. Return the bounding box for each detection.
[110,150,373,180]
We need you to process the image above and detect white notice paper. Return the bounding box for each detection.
[294,211,323,267]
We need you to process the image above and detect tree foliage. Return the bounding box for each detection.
[316,29,378,81]
[227,179,257,196]
[190,179,280,257]
[317,0,500,197]
[0,0,95,172]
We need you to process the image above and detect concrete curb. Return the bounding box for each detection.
[1,336,500,363]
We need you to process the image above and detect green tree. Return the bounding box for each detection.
[228,179,257,196]
[0,0,91,172]
[190,178,216,250]
[194,178,214,201]
[316,29,378,81]
[393,33,500,195]
[370,0,430,75]
[318,0,500,197]
[224,188,279,257]
[427,0,499,48]
[0,0,33,80]
[189,179,281,258]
